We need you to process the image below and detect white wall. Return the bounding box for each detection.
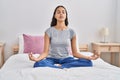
[114,0,120,67]
[116,0,120,42]
[0,0,117,60]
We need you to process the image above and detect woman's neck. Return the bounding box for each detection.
[55,22,67,30]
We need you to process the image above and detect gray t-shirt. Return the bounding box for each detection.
[45,27,76,59]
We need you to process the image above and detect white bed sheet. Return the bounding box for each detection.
[0,52,120,80]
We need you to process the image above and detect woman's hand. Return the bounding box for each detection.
[94,50,101,57]
[88,55,99,60]
[87,50,101,60]
[28,52,38,61]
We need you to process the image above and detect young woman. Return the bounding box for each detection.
[29,5,99,68]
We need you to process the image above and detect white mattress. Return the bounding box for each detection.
[0,52,120,80]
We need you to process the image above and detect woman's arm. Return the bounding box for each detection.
[71,35,98,60]
[29,33,50,62]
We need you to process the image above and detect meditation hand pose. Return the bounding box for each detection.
[29,5,100,69]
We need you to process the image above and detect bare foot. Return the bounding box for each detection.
[54,64,61,67]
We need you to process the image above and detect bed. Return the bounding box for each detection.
[0,34,120,80]
[0,52,120,80]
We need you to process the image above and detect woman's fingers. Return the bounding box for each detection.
[92,55,99,60]
[94,50,101,56]
[88,55,98,60]
[29,52,33,57]
[28,52,37,61]
[28,52,33,60]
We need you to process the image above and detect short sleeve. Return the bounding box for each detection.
[70,28,76,39]
[45,27,51,37]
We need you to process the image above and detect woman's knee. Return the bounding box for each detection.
[33,60,47,67]
[34,62,40,67]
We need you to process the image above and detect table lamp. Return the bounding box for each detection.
[101,27,109,43]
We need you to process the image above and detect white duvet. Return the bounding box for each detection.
[0,52,120,80]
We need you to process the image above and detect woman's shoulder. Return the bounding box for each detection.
[45,27,55,33]
[67,27,75,32]
[45,27,54,31]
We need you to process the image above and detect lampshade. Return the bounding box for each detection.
[101,27,109,36]
[100,27,109,43]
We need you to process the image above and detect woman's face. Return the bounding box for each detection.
[55,7,66,22]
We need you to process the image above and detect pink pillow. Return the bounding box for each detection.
[23,34,44,54]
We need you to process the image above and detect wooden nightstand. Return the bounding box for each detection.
[0,42,5,68]
[91,42,120,67]
[12,45,19,54]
